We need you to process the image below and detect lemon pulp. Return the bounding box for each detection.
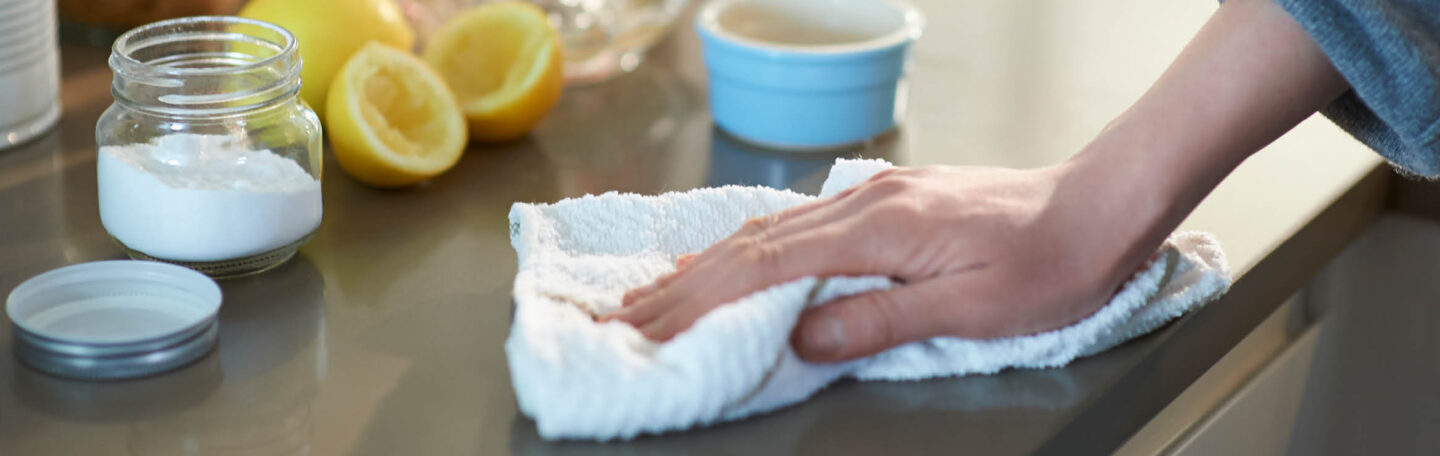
[327,43,467,188]
[422,1,564,142]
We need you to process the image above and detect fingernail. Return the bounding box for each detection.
[799,316,846,358]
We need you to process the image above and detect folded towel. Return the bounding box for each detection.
[507,159,1231,441]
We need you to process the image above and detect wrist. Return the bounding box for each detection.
[1053,115,1218,287]
[1056,0,1349,275]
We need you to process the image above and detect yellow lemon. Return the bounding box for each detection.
[326,43,467,188]
[422,1,564,142]
[239,0,415,117]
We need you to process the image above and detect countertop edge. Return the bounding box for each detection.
[1037,162,1391,455]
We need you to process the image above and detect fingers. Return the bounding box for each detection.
[620,198,840,308]
[612,174,904,341]
[791,277,958,362]
[620,186,866,306]
[614,253,696,306]
[723,189,858,247]
[620,224,862,341]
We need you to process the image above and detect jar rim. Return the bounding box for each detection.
[111,15,297,78]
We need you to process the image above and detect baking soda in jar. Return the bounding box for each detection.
[98,134,322,263]
[97,17,323,277]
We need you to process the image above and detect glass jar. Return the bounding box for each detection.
[96,16,323,278]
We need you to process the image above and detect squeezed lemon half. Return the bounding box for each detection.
[326,43,467,188]
[422,1,565,142]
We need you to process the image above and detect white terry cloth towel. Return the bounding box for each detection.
[507,159,1231,441]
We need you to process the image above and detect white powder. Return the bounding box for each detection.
[98,134,323,262]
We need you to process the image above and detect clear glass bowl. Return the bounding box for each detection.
[401,0,689,85]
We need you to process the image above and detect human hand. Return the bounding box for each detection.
[601,0,1356,362]
[605,164,1163,362]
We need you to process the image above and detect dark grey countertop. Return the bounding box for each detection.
[0,2,1390,455]
[1146,211,1440,455]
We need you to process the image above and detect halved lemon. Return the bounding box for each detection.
[327,43,468,188]
[422,1,565,142]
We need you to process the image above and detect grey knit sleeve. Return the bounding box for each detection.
[1274,0,1440,178]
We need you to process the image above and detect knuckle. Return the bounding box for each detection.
[733,233,764,254]
[739,214,779,236]
[865,176,911,196]
[869,168,902,181]
[742,240,786,270]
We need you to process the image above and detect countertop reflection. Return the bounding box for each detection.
[9,256,324,456]
[0,1,1388,455]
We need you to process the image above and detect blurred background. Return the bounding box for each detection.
[57,0,688,85]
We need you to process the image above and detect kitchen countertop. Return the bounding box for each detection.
[1148,213,1440,455]
[0,1,1389,455]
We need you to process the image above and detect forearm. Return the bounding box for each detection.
[1064,0,1348,280]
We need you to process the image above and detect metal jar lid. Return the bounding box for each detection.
[7,260,222,380]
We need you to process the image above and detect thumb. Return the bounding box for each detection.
[791,279,951,362]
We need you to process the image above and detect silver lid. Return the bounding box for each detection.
[7,260,222,380]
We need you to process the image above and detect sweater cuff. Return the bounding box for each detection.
[1274,0,1440,178]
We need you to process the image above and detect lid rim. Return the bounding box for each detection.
[14,315,217,357]
[13,320,219,381]
[7,260,222,346]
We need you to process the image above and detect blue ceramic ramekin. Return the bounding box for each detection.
[696,0,924,150]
